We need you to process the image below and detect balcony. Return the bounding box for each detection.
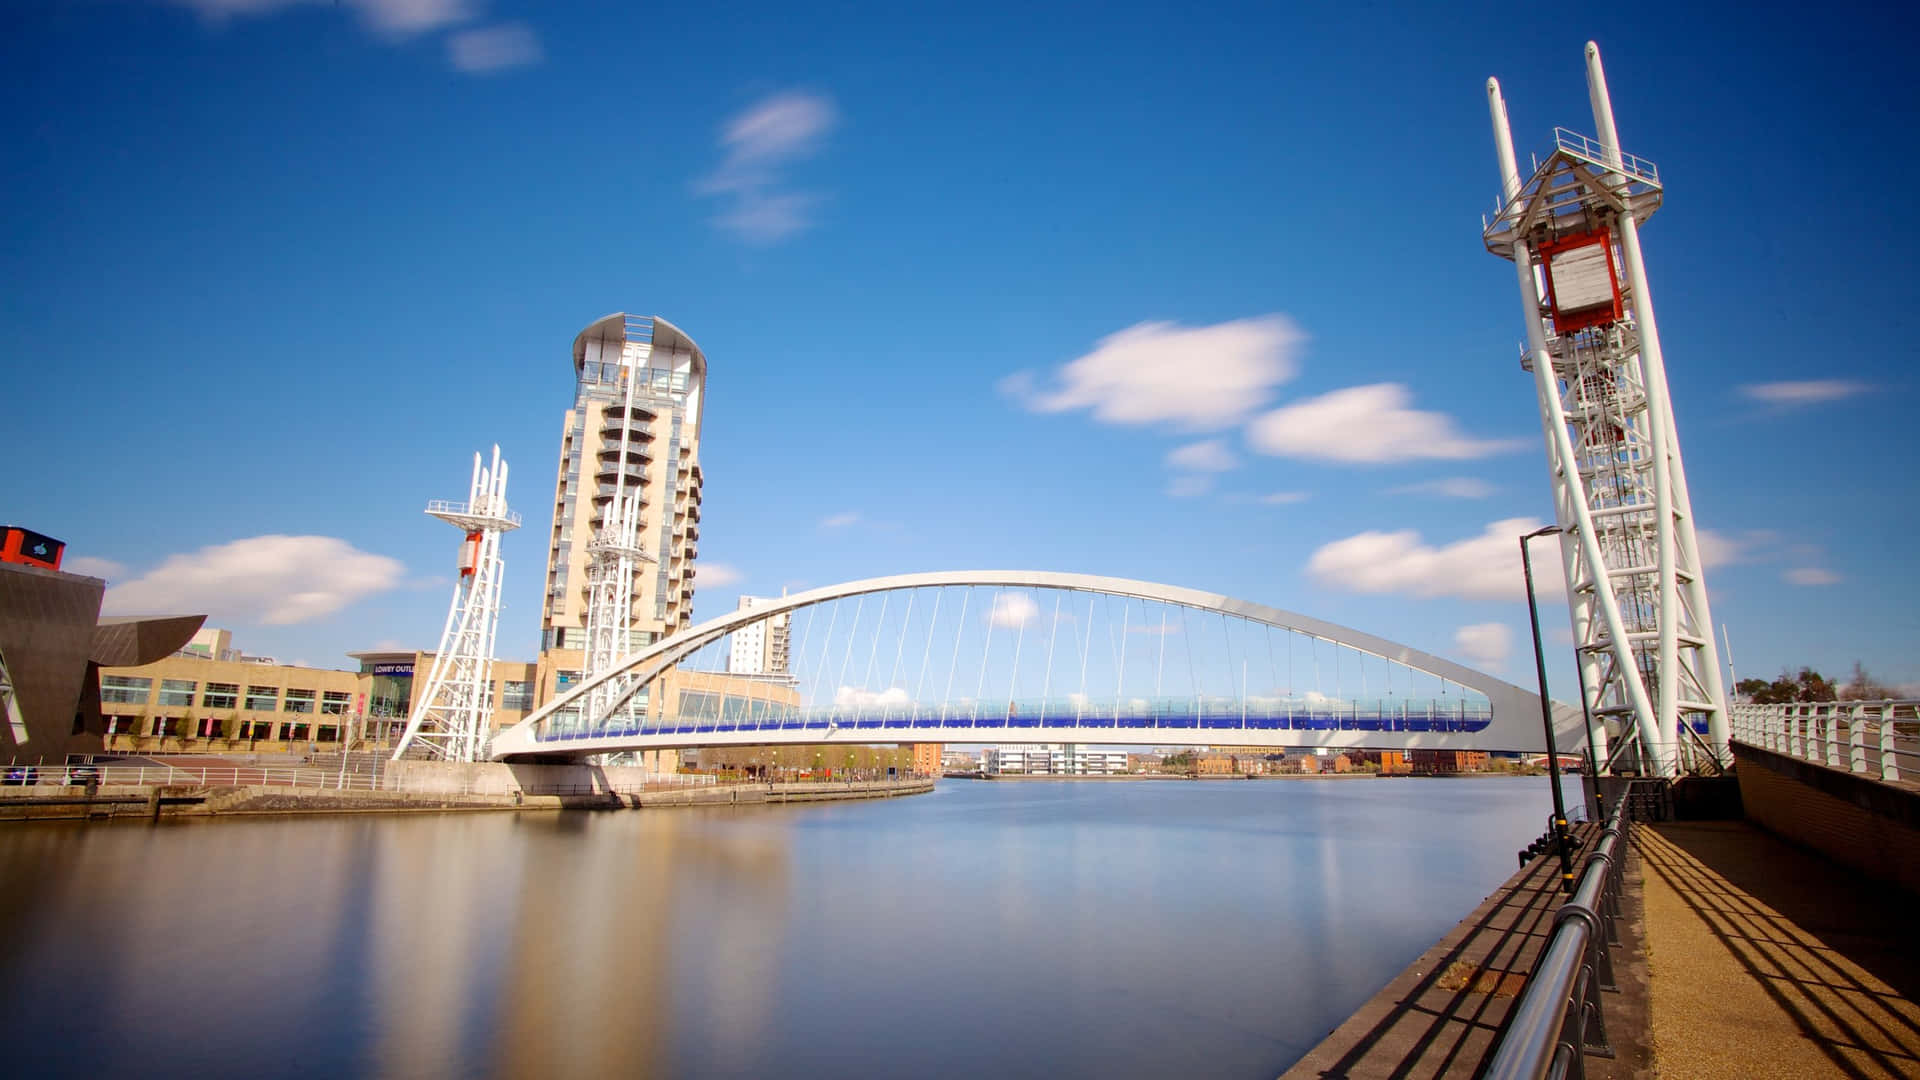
[600,403,656,424]
[596,444,652,466]
[594,466,648,489]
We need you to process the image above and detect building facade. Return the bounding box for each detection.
[90,642,539,756]
[536,313,706,710]
[727,595,791,677]
[982,744,1128,776]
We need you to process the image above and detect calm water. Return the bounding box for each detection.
[0,777,1567,1078]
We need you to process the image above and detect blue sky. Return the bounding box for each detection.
[4,0,1916,696]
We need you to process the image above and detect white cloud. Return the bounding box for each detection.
[820,511,859,529]
[1166,474,1214,498]
[989,592,1039,629]
[697,91,837,243]
[1386,477,1496,499]
[63,556,128,581]
[833,686,911,708]
[1166,439,1238,472]
[1739,380,1869,408]
[1784,567,1842,586]
[1247,383,1526,464]
[1694,528,1751,569]
[1001,316,1304,430]
[103,535,404,625]
[1453,623,1512,670]
[1305,517,1561,603]
[172,0,474,38]
[1257,491,1310,505]
[693,562,744,587]
[447,22,541,72]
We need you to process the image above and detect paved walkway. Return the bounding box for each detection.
[1640,821,1920,1079]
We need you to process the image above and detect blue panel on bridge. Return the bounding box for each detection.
[530,707,1494,743]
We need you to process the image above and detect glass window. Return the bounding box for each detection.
[239,720,274,739]
[321,691,351,715]
[158,679,196,707]
[501,681,533,711]
[245,685,280,711]
[285,689,316,714]
[100,676,152,705]
[197,716,223,738]
[154,716,184,737]
[202,682,239,709]
[283,723,310,741]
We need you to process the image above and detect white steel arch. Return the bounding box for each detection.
[489,571,1579,759]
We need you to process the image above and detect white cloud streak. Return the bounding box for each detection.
[1386,477,1496,499]
[1305,517,1561,603]
[989,592,1039,628]
[697,91,837,243]
[1001,316,1304,430]
[693,562,744,586]
[103,535,404,625]
[1248,383,1526,464]
[834,686,911,708]
[1783,567,1841,586]
[447,22,541,72]
[1739,380,1870,407]
[172,0,474,38]
[819,511,859,529]
[63,556,128,581]
[1166,439,1238,472]
[1166,475,1214,498]
[1453,623,1512,670]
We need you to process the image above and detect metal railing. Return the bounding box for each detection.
[1484,787,1646,1080]
[1,763,388,792]
[1729,701,1919,783]
[1552,127,1660,186]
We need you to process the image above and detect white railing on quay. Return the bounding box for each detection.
[1728,701,1919,784]
[1,764,390,793]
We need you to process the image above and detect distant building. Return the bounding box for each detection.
[1411,749,1490,775]
[1195,753,1236,776]
[909,742,942,776]
[982,744,1127,775]
[1,559,203,761]
[941,749,979,771]
[728,595,791,676]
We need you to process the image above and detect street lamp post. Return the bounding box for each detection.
[1520,525,1575,893]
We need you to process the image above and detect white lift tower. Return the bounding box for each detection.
[393,446,522,762]
[1484,43,1728,777]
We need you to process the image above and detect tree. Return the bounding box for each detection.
[1736,667,1837,704]
[1839,662,1900,701]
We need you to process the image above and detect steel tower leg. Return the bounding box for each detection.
[393,447,521,762]
[1483,48,1729,777]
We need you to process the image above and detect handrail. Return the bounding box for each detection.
[1728,700,1917,783]
[1484,789,1641,1080]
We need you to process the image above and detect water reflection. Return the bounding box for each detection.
[0,778,1560,1078]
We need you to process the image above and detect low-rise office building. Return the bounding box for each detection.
[982,744,1128,776]
[93,638,539,756]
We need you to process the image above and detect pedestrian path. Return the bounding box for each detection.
[1640,822,1920,1079]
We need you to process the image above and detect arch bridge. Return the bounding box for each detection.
[488,572,1582,760]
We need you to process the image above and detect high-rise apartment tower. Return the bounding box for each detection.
[535,314,705,710]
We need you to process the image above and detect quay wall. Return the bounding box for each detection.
[1732,741,1920,896]
[0,776,933,822]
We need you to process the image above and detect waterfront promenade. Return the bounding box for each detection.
[1284,800,1919,1078]
[1641,821,1920,1079]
